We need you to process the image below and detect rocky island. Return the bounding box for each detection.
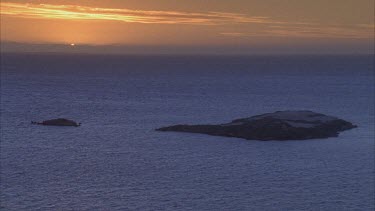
[156,111,357,140]
[32,118,81,127]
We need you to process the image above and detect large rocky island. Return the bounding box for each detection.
[156,111,357,140]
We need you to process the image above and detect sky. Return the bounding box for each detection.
[1,0,374,54]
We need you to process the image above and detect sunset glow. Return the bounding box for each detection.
[0,2,271,25]
[1,1,374,210]
[0,0,373,54]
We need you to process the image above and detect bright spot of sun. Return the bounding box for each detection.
[70,43,75,46]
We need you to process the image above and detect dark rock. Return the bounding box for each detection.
[32,118,81,127]
[156,111,357,140]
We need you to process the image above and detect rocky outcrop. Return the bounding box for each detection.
[32,118,81,127]
[156,111,357,140]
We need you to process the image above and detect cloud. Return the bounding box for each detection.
[221,24,375,39]
[220,32,247,37]
[0,2,274,25]
[1,2,373,39]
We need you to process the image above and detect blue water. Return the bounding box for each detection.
[1,53,374,210]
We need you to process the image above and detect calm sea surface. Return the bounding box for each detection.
[1,53,374,210]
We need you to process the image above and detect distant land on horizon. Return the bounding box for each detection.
[1,41,374,56]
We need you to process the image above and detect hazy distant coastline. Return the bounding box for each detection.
[2,41,374,56]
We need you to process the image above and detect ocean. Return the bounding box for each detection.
[1,53,374,210]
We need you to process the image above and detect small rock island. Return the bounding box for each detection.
[156,111,357,140]
[32,118,81,127]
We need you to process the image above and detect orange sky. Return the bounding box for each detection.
[1,0,374,54]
